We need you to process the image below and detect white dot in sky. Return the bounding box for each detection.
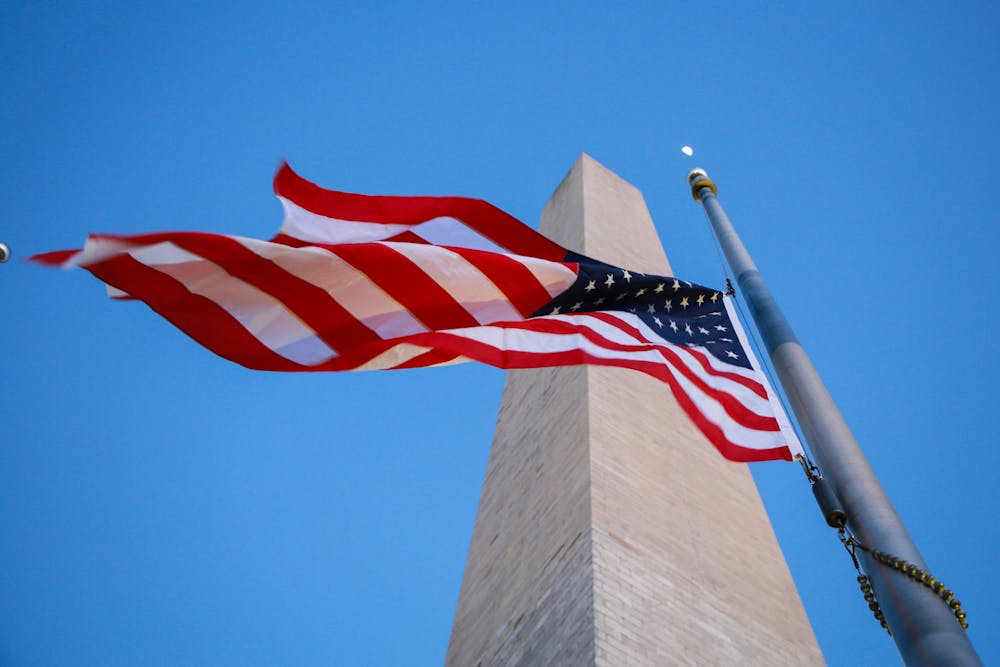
[681,146,694,156]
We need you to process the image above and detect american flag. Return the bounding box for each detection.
[32,164,802,463]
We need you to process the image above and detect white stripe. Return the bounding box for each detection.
[441,321,785,451]
[408,216,508,254]
[127,242,337,366]
[280,198,576,302]
[724,296,805,458]
[75,236,140,268]
[540,313,773,416]
[280,196,511,254]
[384,242,524,324]
[587,309,761,382]
[278,197,412,244]
[105,284,131,298]
[429,355,472,367]
[511,253,580,299]
[615,314,774,414]
[234,238,429,339]
[659,343,788,451]
[406,230,574,299]
[278,201,573,298]
[351,343,432,371]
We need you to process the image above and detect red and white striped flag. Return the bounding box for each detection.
[32,164,802,463]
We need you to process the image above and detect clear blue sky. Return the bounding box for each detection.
[2,2,997,665]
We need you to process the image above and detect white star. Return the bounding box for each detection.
[647,304,656,313]
[654,283,665,293]
[726,350,739,359]
[654,316,663,328]
[570,301,583,311]
[635,288,646,297]
[680,297,689,309]
[696,294,705,306]
[604,274,615,288]
[672,279,681,292]
[710,292,719,303]
[622,270,632,283]
[669,320,679,332]
[549,306,561,315]
[584,280,596,292]
[698,326,710,335]
[594,297,605,305]
[684,323,693,335]
[664,299,673,312]
[721,337,733,343]
[715,324,727,332]
[616,292,628,301]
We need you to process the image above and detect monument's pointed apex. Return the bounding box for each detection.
[570,151,622,173]
[573,150,602,165]
[564,152,619,185]
[540,154,669,275]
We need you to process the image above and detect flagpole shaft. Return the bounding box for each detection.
[688,170,982,667]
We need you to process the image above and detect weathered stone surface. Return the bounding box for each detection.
[446,155,823,666]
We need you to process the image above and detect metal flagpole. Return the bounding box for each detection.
[687,169,982,667]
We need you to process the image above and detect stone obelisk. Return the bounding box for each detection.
[445,155,823,666]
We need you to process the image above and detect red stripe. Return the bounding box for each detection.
[444,332,788,462]
[283,338,459,373]
[139,233,382,354]
[306,338,406,371]
[268,235,565,320]
[431,197,565,261]
[678,346,768,399]
[83,251,788,461]
[273,231,432,248]
[587,322,775,431]
[447,247,568,318]
[489,316,776,431]
[277,229,432,248]
[246,234,567,320]
[87,255,303,371]
[29,248,80,266]
[390,348,463,369]
[586,312,768,399]
[482,317,789,461]
[380,328,789,462]
[273,163,566,260]
[321,314,780,437]
[270,233,312,248]
[385,230,429,245]
[330,243,480,331]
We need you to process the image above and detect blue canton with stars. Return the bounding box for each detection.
[532,252,750,370]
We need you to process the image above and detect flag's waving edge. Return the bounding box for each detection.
[723,296,805,460]
[272,163,567,261]
[31,164,801,463]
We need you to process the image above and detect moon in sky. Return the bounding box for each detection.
[681,146,694,156]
